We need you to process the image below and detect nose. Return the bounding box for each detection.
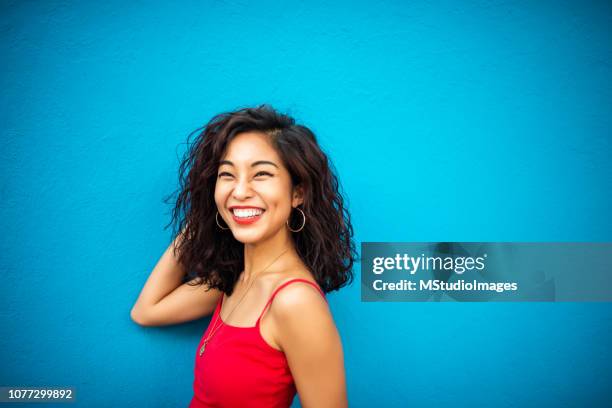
[231,176,254,200]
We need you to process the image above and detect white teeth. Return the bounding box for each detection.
[232,208,264,218]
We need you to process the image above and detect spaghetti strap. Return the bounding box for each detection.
[256,278,326,326]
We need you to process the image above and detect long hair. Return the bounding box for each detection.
[164,104,356,295]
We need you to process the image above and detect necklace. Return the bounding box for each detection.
[199,246,290,356]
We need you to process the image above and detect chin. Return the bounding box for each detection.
[230,230,265,245]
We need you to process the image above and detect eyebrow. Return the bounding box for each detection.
[218,160,279,169]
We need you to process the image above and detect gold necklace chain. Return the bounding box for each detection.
[199,247,290,356]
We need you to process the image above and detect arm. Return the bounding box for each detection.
[271,285,348,408]
[130,232,222,327]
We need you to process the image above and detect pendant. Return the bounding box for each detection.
[199,342,207,356]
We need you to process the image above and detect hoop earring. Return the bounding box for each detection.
[286,207,306,232]
[215,211,229,230]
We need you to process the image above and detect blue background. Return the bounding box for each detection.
[1,0,611,407]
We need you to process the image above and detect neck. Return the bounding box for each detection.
[242,227,295,282]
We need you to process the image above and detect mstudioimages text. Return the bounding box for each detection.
[371,253,518,293]
[372,279,518,293]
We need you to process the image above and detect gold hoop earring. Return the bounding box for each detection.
[215,211,229,230]
[286,207,306,232]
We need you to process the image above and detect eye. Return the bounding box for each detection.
[217,172,233,178]
[255,171,273,178]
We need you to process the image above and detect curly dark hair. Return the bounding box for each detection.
[164,104,356,296]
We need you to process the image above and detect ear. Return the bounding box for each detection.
[291,184,304,208]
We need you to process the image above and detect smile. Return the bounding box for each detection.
[229,207,265,225]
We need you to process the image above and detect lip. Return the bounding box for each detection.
[228,206,265,225]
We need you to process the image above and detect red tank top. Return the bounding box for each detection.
[189,278,327,408]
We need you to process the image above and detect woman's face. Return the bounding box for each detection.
[214,131,303,245]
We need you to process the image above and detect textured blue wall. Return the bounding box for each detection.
[1,0,611,407]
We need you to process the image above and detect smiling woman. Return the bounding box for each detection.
[214,132,305,246]
[131,105,356,408]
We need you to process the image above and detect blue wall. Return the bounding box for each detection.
[1,0,610,406]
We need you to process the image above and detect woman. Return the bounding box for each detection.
[130,105,356,407]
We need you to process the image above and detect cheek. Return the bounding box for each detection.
[260,183,291,207]
[213,185,227,207]
[267,195,293,219]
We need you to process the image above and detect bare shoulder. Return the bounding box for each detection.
[268,273,341,363]
[281,274,319,286]
[264,274,346,406]
[269,273,331,326]
[271,270,325,304]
